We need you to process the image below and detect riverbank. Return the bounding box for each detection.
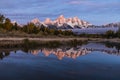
[0,37,119,43]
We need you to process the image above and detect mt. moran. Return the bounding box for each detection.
[31,15,92,29]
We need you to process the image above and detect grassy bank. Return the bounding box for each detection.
[0,38,88,48]
[0,37,120,43]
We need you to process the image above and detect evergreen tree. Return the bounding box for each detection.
[116,27,120,38]
[4,18,13,31]
[105,30,115,38]
[0,14,5,28]
[0,14,5,24]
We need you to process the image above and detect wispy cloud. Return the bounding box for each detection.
[68,0,81,4]
[67,0,92,5]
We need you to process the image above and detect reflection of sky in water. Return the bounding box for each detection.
[0,42,120,80]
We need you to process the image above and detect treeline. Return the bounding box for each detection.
[0,14,74,36]
[78,29,120,38]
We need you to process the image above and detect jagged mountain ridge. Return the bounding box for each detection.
[31,15,92,29]
[102,22,120,28]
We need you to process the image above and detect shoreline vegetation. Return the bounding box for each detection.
[0,37,119,47]
[0,38,88,48]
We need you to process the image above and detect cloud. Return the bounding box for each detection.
[68,0,81,4]
[67,0,92,5]
[0,0,120,25]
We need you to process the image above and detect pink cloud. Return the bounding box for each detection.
[68,0,93,5]
[69,1,81,4]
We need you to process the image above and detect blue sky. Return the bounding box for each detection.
[0,0,120,25]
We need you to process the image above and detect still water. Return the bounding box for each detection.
[0,42,120,80]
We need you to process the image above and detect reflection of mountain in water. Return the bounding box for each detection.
[30,48,91,60]
[0,42,120,60]
[29,46,120,60]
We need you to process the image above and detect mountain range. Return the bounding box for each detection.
[12,15,120,29]
[31,15,93,29]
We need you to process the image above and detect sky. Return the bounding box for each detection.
[0,0,120,25]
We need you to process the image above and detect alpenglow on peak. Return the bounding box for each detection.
[31,15,92,29]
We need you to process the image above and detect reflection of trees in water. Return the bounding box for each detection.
[22,48,29,53]
[0,39,88,59]
[0,51,10,60]
[104,42,120,53]
[115,44,120,53]
[0,42,120,60]
[0,49,18,60]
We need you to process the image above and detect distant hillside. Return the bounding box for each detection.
[102,22,120,28]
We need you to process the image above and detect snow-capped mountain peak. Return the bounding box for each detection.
[31,18,41,24]
[51,15,92,28]
[44,18,52,25]
[31,15,93,29]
